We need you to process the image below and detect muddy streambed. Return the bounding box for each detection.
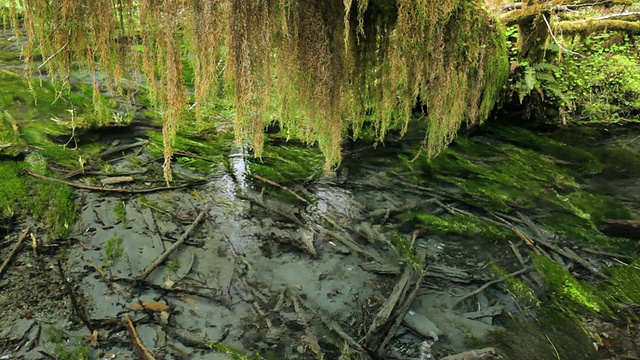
[1,116,640,360]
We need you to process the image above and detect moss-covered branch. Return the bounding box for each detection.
[555,19,640,34]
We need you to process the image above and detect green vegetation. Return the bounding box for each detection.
[534,255,612,317]
[104,234,124,267]
[389,232,423,273]
[208,342,264,360]
[113,201,126,224]
[7,0,508,181]
[166,257,180,273]
[412,213,512,241]
[45,327,91,360]
[559,34,640,123]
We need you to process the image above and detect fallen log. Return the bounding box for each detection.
[599,219,640,240]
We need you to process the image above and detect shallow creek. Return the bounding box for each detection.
[1,116,639,360]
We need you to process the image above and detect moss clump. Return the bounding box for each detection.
[146,126,234,174]
[389,232,423,273]
[0,156,76,238]
[603,259,640,306]
[248,137,325,185]
[533,255,612,317]
[412,213,512,241]
[488,311,598,360]
[0,112,28,157]
[484,124,603,175]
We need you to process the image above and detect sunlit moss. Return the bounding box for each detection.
[533,255,612,317]
[411,212,512,241]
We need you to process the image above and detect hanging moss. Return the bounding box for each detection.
[10,0,509,180]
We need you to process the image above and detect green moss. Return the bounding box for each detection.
[603,259,640,305]
[0,110,28,157]
[493,264,540,310]
[0,156,76,238]
[389,232,423,273]
[485,124,603,175]
[0,160,28,219]
[412,213,512,240]
[113,201,126,224]
[248,137,325,184]
[208,342,264,360]
[104,234,124,267]
[487,311,598,360]
[146,127,233,173]
[533,255,612,317]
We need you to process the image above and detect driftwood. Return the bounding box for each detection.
[0,227,30,280]
[453,267,531,308]
[250,174,311,204]
[124,313,156,360]
[599,219,640,240]
[99,140,149,158]
[363,250,426,355]
[25,168,200,194]
[136,203,210,283]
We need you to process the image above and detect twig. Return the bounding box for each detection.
[543,14,585,58]
[136,204,210,283]
[124,313,156,360]
[250,174,311,205]
[99,140,149,158]
[25,168,200,194]
[56,260,95,334]
[0,228,30,280]
[453,268,531,308]
[38,42,68,70]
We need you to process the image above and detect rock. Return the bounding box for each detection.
[403,310,443,338]
[440,347,505,360]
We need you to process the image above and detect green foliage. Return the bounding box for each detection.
[166,257,180,273]
[0,155,76,238]
[558,33,640,122]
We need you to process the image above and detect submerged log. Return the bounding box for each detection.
[599,219,640,240]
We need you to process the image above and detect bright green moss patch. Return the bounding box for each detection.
[0,112,27,157]
[248,138,325,184]
[0,157,76,238]
[412,212,512,241]
[147,127,234,173]
[484,124,603,175]
[603,259,640,305]
[533,255,612,317]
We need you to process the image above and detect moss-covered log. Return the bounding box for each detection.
[555,19,640,34]
[7,0,508,179]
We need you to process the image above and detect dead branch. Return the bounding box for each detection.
[99,140,149,158]
[56,260,95,334]
[0,228,30,280]
[124,313,156,360]
[250,174,311,204]
[452,267,531,308]
[136,203,211,283]
[25,168,200,194]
